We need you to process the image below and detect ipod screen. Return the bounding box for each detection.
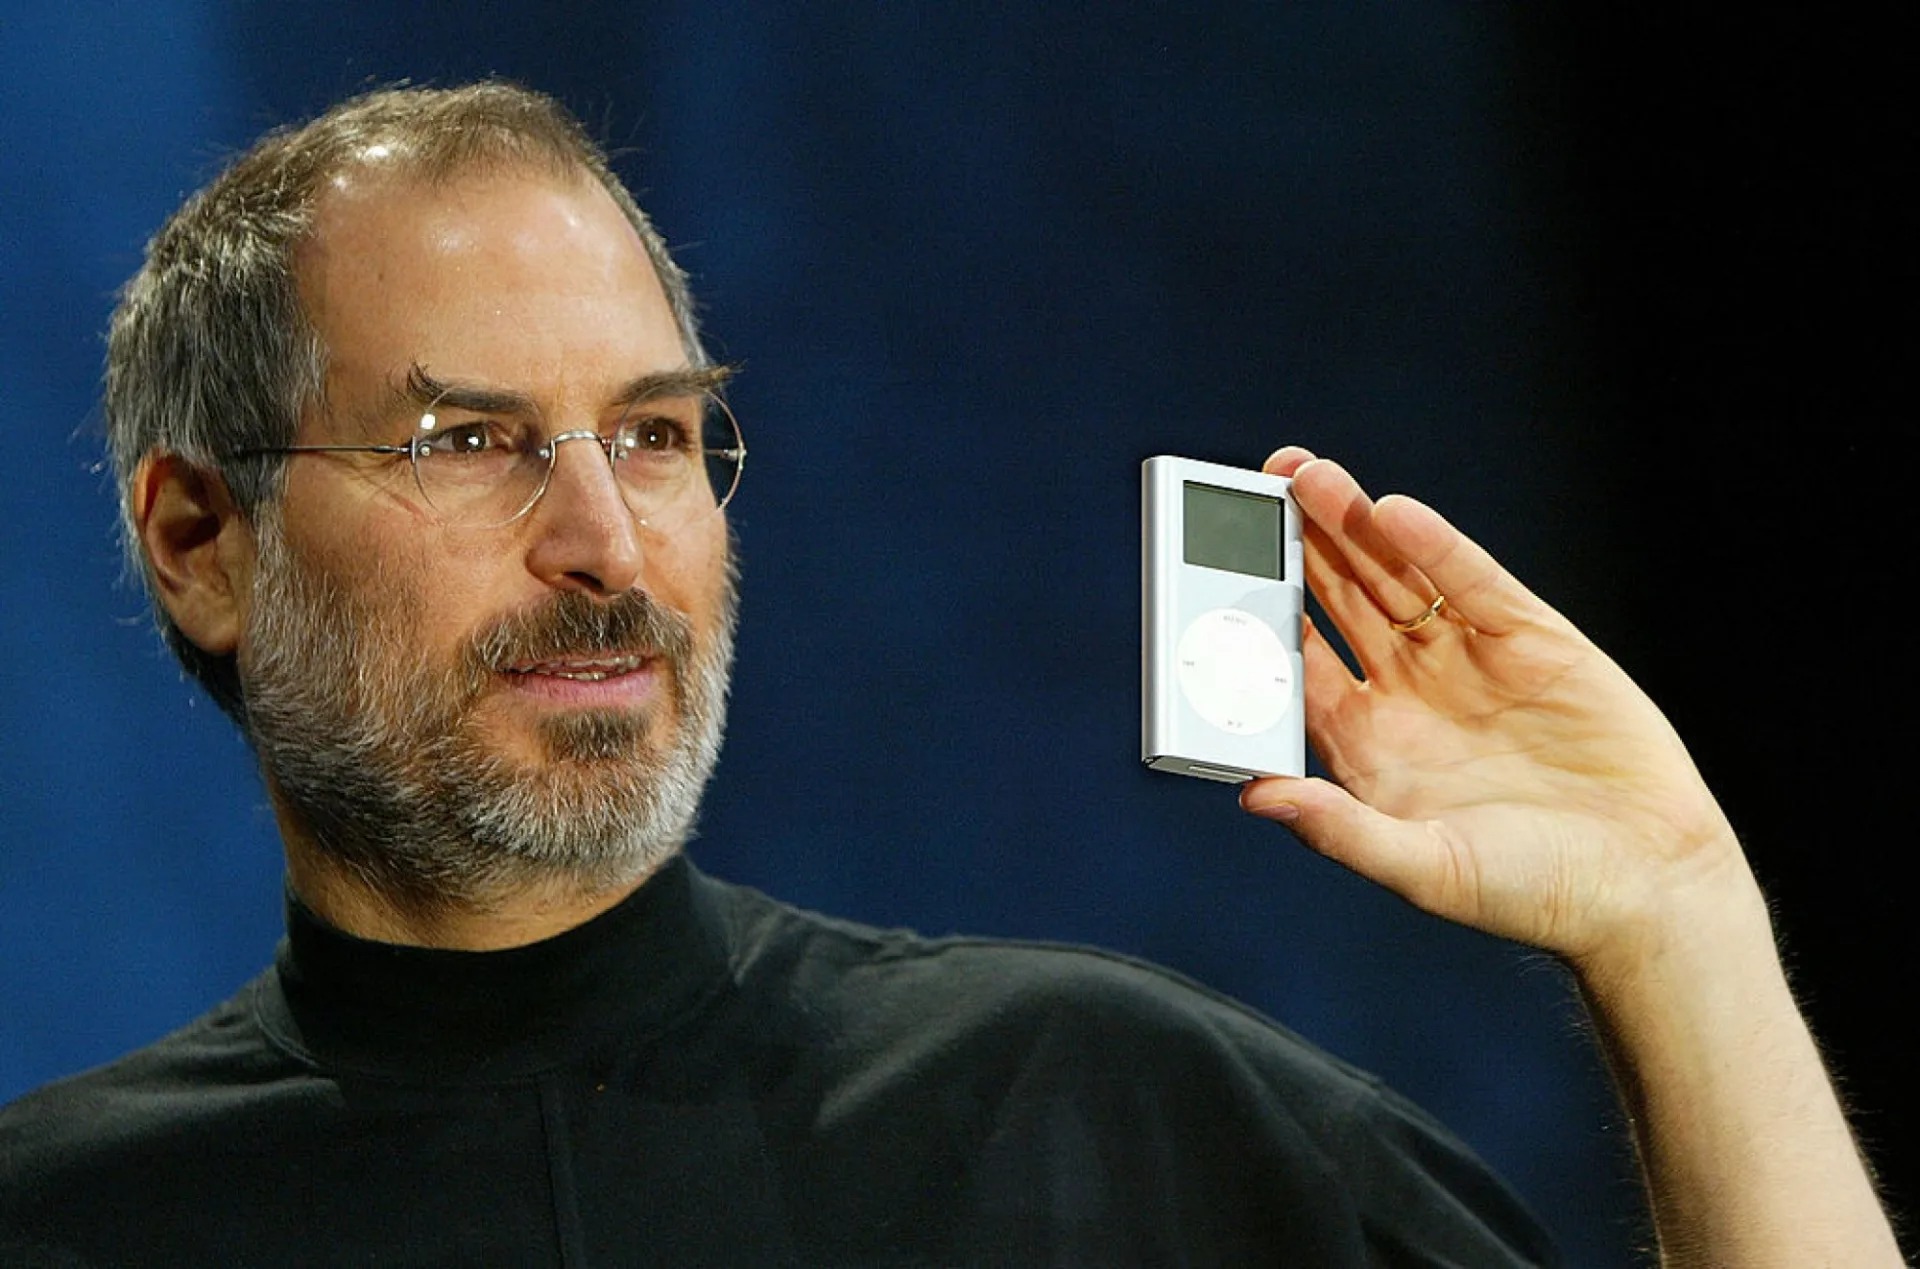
[1182,481,1283,579]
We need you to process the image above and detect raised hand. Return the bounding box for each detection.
[1239,449,1752,972]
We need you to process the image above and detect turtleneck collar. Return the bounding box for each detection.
[253,854,735,1084]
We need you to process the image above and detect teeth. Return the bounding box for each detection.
[511,655,648,680]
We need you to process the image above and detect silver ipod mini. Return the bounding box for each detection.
[1142,456,1305,782]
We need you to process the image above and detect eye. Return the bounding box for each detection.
[417,415,515,460]
[613,410,693,461]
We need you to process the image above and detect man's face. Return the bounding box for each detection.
[233,167,736,902]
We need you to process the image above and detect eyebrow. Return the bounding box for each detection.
[400,363,737,415]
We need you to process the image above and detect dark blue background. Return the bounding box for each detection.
[3,6,1907,1264]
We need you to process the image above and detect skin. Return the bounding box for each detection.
[1242,449,1901,1266]
[134,167,732,949]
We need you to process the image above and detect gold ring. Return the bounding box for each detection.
[1389,593,1448,634]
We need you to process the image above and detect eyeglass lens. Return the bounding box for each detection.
[408,390,743,529]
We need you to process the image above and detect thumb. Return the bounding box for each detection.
[1240,776,1469,920]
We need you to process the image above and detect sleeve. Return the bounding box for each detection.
[992,946,1569,1267]
[1317,1073,1565,1267]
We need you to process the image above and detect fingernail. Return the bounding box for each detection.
[1247,799,1300,823]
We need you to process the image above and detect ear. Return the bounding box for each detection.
[131,454,255,657]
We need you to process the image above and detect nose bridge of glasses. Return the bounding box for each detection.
[545,428,615,461]
[537,426,627,503]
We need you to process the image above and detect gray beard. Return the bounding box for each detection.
[237,517,736,911]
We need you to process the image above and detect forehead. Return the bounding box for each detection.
[295,166,685,412]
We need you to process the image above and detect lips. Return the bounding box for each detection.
[505,654,654,682]
[494,651,665,710]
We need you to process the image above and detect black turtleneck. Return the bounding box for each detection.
[2,855,1559,1266]
[263,852,734,1084]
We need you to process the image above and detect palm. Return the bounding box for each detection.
[1249,453,1736,963]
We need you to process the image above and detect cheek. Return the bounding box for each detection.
[398,534,520,645]
[650,519,732,634]
[279,486,463,647]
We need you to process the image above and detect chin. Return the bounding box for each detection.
[535,708,659,765]
[473,694,671,769]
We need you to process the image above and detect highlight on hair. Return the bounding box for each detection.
[104,81,708,720]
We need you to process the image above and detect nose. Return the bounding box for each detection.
[521,431,645,596]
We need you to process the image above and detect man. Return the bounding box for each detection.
[0,82,1899,1265]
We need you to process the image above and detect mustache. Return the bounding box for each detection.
[462,590,695,681]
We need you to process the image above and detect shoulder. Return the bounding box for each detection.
[0,975,290,1211]
[709,871,1437,1146]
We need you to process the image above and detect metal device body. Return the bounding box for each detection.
[1142,456,1305,782]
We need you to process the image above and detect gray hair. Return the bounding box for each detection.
[104,81,708,720]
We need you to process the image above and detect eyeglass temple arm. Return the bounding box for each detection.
[231,443,415,458]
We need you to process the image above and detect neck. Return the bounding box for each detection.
[278,816,663,951]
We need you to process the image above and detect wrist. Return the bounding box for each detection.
[1571,830,1777,1014]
